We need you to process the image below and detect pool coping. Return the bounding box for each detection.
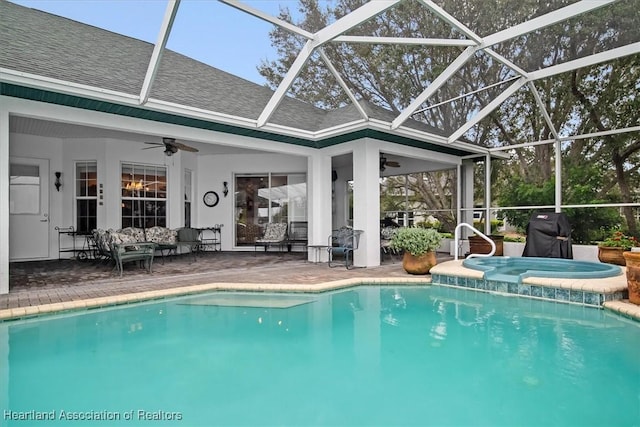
[0,276,432,322]
[2,265,639,323]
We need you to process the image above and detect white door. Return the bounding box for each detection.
[9,157,50,260]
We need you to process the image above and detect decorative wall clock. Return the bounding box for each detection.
[203,191,219,207]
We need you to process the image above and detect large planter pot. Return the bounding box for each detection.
[402,251,437,275]
[468,235,504,256]
[623,251,640,305]
[598,246,626,266]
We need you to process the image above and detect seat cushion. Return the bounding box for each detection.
[146,226,177,244]
[118,227,145,242]
[261,223,287,241]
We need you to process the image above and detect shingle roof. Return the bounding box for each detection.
[1,1,149,94]
[0,0,447,136]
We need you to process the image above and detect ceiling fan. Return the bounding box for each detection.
[380,153,400,172]
[143,137,199,156]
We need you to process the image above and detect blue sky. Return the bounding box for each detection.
[10,0,305,85]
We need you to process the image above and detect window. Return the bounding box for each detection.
[9,164,40,214]
[75,161,97,234]
[234,173,306,246]
[121,163,167,228]
[184,169,192,227]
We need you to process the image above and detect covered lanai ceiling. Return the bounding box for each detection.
[2,0,639,151]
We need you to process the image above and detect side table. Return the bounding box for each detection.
[307,244,330,263]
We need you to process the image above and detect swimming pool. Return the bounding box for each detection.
[1,286,639,426]
[463,256,622,283]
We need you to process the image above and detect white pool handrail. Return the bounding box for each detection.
[454,223,496,260]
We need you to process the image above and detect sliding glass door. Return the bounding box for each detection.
[234,173,306,246]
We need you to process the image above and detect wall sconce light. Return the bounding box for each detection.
[54,172,62,192]
[223,181,229,197]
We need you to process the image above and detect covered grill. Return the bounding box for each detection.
[522,212,573,259]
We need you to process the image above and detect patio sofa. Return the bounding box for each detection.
[92,226,206,266]
[92,227,181,275]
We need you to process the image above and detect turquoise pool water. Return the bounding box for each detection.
[1,286,639,426]
[463,256,622,283]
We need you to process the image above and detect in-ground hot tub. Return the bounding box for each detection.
[462,256,623,283]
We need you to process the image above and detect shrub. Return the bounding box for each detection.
[390,227,442,256]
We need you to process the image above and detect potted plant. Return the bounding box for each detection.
[390,227,442,275]
[623,246,640,304]
[597,231,639,266]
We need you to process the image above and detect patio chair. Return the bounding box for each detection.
[287,221,308,251]
[176,227,202,261]
[255,222,288,253]
[237,223,262,245]
[328,227,363,269]
[92,229,113,264]
[380,226,399,262]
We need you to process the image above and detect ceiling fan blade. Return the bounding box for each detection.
[172,141,199,153]
[380,154,401,169]
[143,138,198,155]
[142,142,163,150]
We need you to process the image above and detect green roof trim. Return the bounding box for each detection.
[317,128,471,156]
[1,83,316,148]
[1,83,475,156]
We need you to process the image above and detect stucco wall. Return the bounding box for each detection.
[197,153,307,251]
[9,131,309,258]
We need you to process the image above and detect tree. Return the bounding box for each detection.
[259,0,639,235]
[497,162,623,244]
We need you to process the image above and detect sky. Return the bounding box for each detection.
[10,0,306,85]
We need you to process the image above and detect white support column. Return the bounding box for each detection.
[456,163,462,224]
[555,140,562,213]
[0,106,9,295]
[0,323,8,418]
[307,154,333,262]
[168,153,183,228]
[485,154,491,235]
[352,143,380,267]
[332,167,349,229]
[461,160,475,242]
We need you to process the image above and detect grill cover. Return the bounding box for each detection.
[522,212,573,259]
